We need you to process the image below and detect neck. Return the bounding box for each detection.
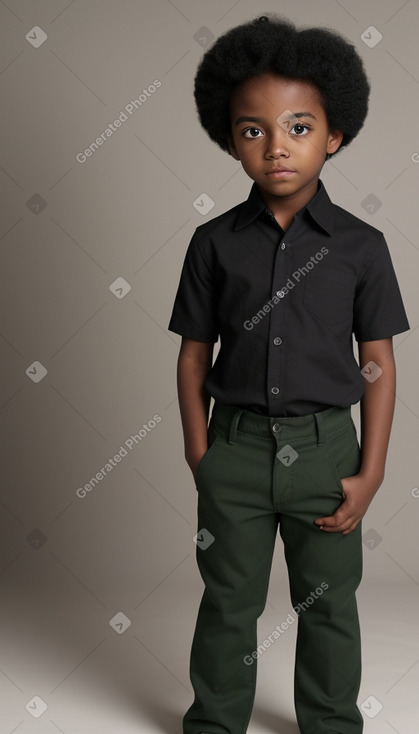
[257,178,320,230]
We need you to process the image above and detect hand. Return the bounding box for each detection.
[186,447,208,478]
[314,473,383,535]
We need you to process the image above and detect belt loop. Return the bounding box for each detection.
[314,411,326,447]
[228,408,244,444]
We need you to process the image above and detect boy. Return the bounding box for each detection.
[168,14,409,734]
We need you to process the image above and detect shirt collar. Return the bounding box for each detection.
[233,179,335,235]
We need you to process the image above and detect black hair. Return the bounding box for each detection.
[194,14,370,158]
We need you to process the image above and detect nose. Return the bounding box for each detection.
[264,127,290,159]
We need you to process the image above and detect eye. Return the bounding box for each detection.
[289,123,310,136]
[242,127,263,138]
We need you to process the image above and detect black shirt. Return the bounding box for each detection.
[168,180,410,416]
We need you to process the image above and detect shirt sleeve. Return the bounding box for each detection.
[168,229,219,342]
[353,233,410,341]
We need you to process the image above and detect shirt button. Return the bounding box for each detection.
[273,337,282,346]
[271,387,280,395]
[276,290,285,298]
[281,242,286,250]
[272,423,281,433]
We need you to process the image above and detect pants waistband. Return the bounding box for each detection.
[210,403,353,447]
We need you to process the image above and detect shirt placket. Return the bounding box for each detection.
[266,220,293,416]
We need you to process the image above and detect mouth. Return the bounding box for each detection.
[266,167,295,178]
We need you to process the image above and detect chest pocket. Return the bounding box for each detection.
[303,267,355,327]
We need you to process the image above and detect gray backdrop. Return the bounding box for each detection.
[0,1,418,733]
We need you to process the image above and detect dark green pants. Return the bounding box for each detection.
[183,403,364,734]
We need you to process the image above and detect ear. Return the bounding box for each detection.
[326,129,344,156]
[227,134,240,160]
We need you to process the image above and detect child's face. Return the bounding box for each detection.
[227,73,343,202]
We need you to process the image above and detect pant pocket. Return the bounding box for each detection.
[326,424,361,494]
[193,423,221,486]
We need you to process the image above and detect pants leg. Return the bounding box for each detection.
[277,416,364,734]
[183,412,279,734]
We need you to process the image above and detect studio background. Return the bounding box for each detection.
[0,1,418,733]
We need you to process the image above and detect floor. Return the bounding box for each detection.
[1,537,417,734]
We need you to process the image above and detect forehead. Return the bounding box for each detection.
[229,72,325,117]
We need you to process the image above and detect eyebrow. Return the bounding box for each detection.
[234,112,317,125]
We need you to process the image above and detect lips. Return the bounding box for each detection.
[267,167,294,174]
[266,168,295,179]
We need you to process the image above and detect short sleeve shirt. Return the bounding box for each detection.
[168,180,410,416]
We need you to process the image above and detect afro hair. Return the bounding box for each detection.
[194,14,370,158]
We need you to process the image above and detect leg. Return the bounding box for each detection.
[183,419,278,734]
[279,421,363,734]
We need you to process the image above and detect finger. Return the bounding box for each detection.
[315,512,347,528]
[316,512,355,532]
[323,514,360,533]
[342,519,360,535]
[314,516,334,526]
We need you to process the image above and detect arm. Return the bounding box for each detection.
[177,336,214,476]
[315,337,396,534]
